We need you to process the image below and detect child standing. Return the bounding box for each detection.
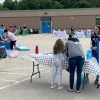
[51,39,65,89]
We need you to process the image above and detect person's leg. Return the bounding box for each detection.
[92,50,99,86]
[10,41,13,49]
[76,57,84,91]
[69,57,77,90]
[56,61,63,89]
[13,41,16,49]
[94,75,99,86]
[10,41,16,50]
[51,62,57,88]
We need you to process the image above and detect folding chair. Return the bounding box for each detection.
[0,46,10,71]
[0,46,7,58]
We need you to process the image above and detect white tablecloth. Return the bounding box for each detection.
[23,53,100,75]
[53,30,68,38]
[74,31,85,38]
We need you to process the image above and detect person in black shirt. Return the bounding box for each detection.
[70,26,74,35]
[91,25,100,62]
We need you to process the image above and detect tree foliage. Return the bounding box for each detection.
[0,4,6,10]
[1,0,100,10]
[74,0,91,8]
[3,0,15,10]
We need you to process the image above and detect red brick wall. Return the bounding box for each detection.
[0,15,96,30]
[52,15,95,30]
[0,17,40,29]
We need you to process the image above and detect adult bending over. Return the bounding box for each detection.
[65,35,85,93]
[4,29,17,50]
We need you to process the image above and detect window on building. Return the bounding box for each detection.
[96,17,100,25]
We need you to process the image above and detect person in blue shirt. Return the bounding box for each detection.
[0,25,6,39]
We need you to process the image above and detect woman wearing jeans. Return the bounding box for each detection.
[65,35,85,93]
[91,25,100,87]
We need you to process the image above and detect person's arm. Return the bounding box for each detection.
[0,34,3,41]
[91,35,97,50]
[65,42,68,57]
[79,43,85,58]
[2,33,9,42]
[2,35,9,41]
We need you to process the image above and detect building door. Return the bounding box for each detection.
[41,17,52,33]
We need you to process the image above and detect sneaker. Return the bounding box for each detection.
[76,90,80,93]
[51,84,57,89]
[57,85,63,90]
[68,88,73,92]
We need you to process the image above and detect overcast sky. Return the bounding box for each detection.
[0,0,5,3]
[0,0,16,3]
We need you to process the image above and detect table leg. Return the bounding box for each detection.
[37,64,41,78]
[82,73,85,89]
[30,61,41,83]
[82,73,89,89]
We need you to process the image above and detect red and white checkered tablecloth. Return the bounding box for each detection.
[23,53,100,75]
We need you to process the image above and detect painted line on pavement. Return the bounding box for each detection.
[0,72,31,76]
[0,85,12,90]
[0,77,30,90]
[0,79,16,82]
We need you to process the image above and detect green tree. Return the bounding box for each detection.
[52,1,63,9]
[13,0,19,10]
[74,0,91,8]
[59,0,79,8]
[0,4,5,10]
[19,0,63,9]
[3,0,16,10]
[39,0,53,9]
[19,0,41,9]
[2,0,100,10]
[94,0,100,7]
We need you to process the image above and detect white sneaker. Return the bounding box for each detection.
[51,84,57,89]
[68,88,73,92]
[57,85,63,89]
[76,90,80,93]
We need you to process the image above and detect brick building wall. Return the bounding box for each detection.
[0,9,100,31]
[0,15,96,29]
[0,17,40,29]
[52,15,95,30]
